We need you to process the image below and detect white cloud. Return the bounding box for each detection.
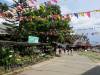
[71,12,100,28]
[70,13,100,44]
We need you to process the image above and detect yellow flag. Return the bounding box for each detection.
[95,10,100,12]
[79,12,84,16]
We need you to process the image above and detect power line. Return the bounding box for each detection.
[73,27,100,30]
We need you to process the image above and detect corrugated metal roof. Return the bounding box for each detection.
[0,18,13,34]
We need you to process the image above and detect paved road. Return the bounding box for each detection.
[18,53,100,75]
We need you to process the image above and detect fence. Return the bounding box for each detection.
[0,40,55,74]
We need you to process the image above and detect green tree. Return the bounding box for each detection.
[0,3,8,12]
[6,1,72,43]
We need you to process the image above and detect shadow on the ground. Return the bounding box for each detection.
[82,66,100,75]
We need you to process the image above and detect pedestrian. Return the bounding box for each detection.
[58,45,62,55]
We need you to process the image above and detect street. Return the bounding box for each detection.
[18,53,100,75]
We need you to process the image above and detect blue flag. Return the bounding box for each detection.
[74,13,78,18]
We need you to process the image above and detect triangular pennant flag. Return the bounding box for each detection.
[79,12,84,16]
[86,12,90,17]
[95,10,100,12]
[51,0,59,3]
[74,13,78,18]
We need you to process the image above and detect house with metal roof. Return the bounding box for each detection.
[0,16,19,34]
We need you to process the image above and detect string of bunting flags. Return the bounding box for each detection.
[12,0,100,19]
[2,0,100,25]
[11,0,100,37]
[47,0,100,19]
[67,9,100,18]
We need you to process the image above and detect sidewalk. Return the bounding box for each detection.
[18,53,100,75]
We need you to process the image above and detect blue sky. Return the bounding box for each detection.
[0,0,100,14]
[58,0,100,14]
[0,0,100,45]
[61,0,100,12]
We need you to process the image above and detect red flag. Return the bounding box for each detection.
[51,0,59,3]
[86,12,90,17]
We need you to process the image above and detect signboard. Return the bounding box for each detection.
[28,36,39,43]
